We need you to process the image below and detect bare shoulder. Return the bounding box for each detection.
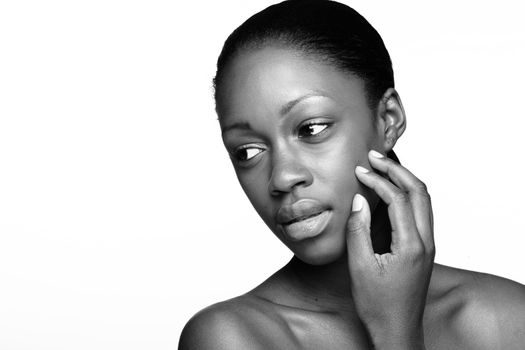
[178,294,292,350]
[429,264,525,349]
[178,296,261,350]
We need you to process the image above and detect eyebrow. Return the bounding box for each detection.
[279,92,329,116]
[221,121,252,135]
[221,92,330,135]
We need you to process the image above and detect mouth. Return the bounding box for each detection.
[281,210,331,242]
[284,210,325,225]
[277,199,332,242]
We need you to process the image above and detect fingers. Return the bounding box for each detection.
[366,150,434,254]
[355,165,422,254]
[346,193,376,269]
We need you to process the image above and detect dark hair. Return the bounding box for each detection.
[213,0,394,113]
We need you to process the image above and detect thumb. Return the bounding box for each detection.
[346,193,375,268]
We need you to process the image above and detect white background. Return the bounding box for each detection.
[1,1,524,349]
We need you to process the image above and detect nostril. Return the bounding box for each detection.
[268,162,313,195]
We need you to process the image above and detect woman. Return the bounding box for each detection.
[179,0,525,348]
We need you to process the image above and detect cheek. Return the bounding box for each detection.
[318,138,367,192]
[237,171,274,222]
[315,134,373,220]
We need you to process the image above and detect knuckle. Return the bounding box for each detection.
[346,217,366,235]
[385,161,399,177]
[414,180,428,193]
[414,181,431,199]
[392,191,409,204]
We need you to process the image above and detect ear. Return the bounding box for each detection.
[375,88,406,152]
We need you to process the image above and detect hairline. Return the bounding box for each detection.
[213,39,381,117]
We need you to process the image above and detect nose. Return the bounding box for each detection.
[268,150,313,196]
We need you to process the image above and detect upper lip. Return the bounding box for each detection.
[276,199,329,225]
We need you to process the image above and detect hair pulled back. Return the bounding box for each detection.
[213,0,394,112]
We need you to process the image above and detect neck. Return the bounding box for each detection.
[281,199,391,314]
[285,254,354,312]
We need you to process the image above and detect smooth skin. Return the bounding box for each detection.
[179,47,525,349]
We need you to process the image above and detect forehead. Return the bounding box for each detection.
[216,46,370,124]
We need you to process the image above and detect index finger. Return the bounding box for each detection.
[354,165,423,254]
[367,150,434,253]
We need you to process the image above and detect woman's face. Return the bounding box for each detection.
[218,47,383,265]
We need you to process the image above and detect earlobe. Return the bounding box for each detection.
[376,88,406,152]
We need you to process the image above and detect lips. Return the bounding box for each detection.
[276,199,331,241]
[277,200,326,224]
[285,211,323,224]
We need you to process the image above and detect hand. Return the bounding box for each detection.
[346,150,435,350]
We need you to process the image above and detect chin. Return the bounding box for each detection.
[290,232,347,266]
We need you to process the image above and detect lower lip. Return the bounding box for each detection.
[281,210,331,242]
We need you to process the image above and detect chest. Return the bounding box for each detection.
[263,310,371,350]
[262,308,467,350]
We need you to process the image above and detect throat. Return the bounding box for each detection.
[282,256,357,314]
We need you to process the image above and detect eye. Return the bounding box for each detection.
[232,145,265,162]
[297,121,330,138]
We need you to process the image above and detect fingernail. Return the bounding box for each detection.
[369,150,384,158]
[355,165,369,174]
[352,193,364,212]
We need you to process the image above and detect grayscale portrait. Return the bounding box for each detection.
[1,1,524,349]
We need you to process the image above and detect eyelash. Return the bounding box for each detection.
[231,144,265,163]
[231,120,332,164]
[297,121,332,139]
